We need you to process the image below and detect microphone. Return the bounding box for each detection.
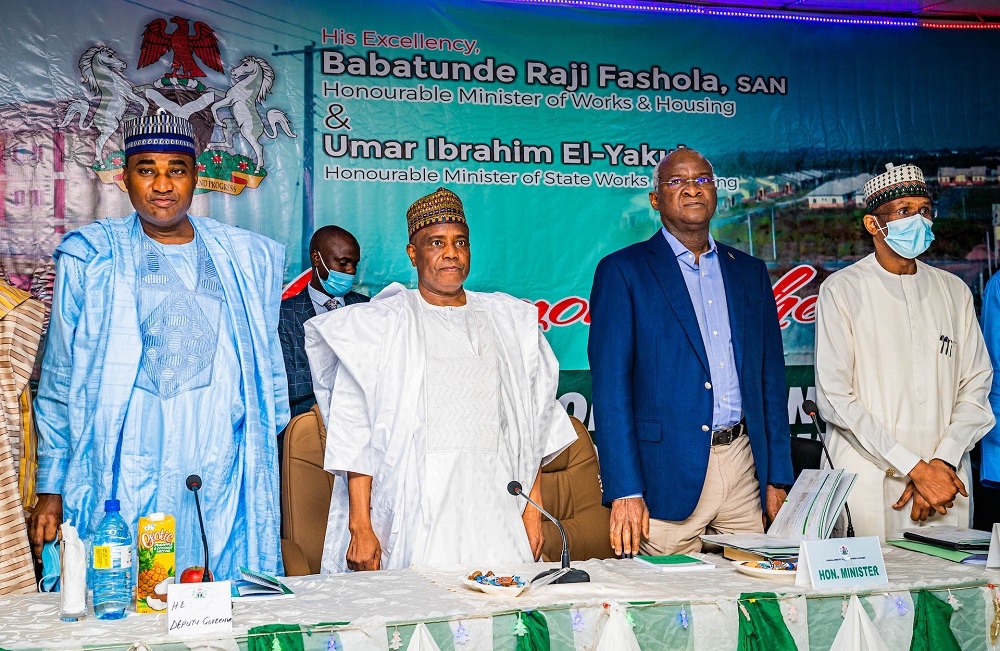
[801,400,855,537]
[507,480,589,584]
[185,474,213,582]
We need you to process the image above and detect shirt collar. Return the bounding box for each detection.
[308,283,341,307]
[660,227,716,260]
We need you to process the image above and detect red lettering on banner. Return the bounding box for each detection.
[532,297,590,331]
[534,299,552,331]
[529,264,820,332]
[772,264,818,329]
[550,297,589,326]
[792,294,817,324]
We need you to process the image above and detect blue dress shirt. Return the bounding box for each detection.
[308,283,343,314]
[661,227,742,429]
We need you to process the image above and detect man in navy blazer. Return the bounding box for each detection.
[279,226,369,420]
[589,146,794,557]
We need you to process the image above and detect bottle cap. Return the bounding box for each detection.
[104,499,121,512]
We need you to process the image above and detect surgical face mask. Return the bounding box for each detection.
[39,538,60,592]
[876,213,935,259]
[316,253,355,297]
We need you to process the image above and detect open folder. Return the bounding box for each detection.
[765,469,856,541]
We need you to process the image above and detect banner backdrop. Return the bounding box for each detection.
[2,0,999,432]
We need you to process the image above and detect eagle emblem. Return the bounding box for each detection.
[138,17,223,79]
[59,15,294,196]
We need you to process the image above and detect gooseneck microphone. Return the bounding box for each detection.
[507,480,590,584]
[801,400,855,538]
[185,474,213,581]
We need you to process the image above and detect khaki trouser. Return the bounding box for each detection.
[640,435,763,555]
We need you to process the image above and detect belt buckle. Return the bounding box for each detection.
[713,425,734,446]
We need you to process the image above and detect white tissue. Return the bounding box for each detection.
[60,523,88,619]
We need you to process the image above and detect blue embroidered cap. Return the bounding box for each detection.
[123,112,196,159]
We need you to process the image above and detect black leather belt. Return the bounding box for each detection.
[711,420,746,446]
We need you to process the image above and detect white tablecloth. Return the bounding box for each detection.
[0,547,994,650]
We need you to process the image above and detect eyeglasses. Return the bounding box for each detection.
[875,206,937,221]
[661,177,715,189]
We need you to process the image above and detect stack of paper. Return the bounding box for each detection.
[900,526,991,550]
[887,526,992,565]
[699,533,802,561]
[767,469,857,541]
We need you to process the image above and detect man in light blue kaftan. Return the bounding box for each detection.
[30,114,289,580]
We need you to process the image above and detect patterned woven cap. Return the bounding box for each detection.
[406,187,467,238]
[123,112,196,159]
[862,163,929,212]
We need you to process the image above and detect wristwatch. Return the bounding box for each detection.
[768,483,793,492]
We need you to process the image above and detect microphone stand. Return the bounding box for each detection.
[801,400,855,537]
[186,475,213,581]
[507,481,589,584]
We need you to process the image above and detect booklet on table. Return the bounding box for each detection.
[633,554,716,571]
[231,567,294,600]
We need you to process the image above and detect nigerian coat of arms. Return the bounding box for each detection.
[59,16,295,195]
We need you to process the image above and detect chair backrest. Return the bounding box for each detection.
[539,416,614,561]
[281,405,334,575]
[790,436,825,480]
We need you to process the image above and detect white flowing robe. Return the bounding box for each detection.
[815,254,994,540]
[304,283,576,573]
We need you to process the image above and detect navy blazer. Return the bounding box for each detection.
[278,288,369,418]
[588,232,793,522]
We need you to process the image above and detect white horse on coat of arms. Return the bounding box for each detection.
[59,45,149,166]
[208,55,295,173]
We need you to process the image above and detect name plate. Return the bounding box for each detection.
[167,581,233,638]
[796,536,888,589]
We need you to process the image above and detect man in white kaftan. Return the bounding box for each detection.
[305,188,576,573]
[815,163,993,540]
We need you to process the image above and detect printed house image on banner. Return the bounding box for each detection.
[806,173,872,209]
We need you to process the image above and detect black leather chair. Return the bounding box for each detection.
[790,436,824,480]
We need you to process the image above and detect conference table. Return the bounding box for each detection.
[1,546,996,651]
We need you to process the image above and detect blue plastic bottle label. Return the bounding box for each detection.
[93,544,133,570]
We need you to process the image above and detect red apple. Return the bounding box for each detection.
[179,566,214,583]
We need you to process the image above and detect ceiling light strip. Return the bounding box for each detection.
[491,0,1000,29]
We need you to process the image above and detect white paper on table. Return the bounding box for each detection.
[700,532,802,553]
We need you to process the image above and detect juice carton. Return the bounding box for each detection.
[136,512,175,613]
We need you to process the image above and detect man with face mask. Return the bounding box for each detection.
[278,226,368,419]
[815,163,994,540]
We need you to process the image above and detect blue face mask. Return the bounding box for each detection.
[317,253,355,297]
[39,538,60,592]
[878,214,935,259]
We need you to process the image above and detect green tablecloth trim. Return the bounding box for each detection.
[735,592,797,651]
[515,611,550,651]
[909,590,961,651]
[247,623,305,651]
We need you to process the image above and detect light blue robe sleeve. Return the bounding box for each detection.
[35,254,86,495]
[268,251,290,433]
[981,274,1000,488]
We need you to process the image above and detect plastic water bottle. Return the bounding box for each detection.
[91,499,133,619]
